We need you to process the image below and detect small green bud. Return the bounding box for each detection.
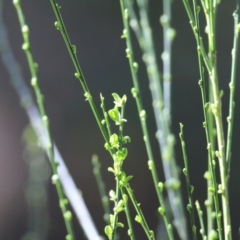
[229,82,234,90]
[51,174,59,184]
[190,185,194,193]
[109,190,116,201]
[104,142,111,151]
[113,162,121,175]
[208,229,218,240]
[71,45,77,54]
[218,184,223,194]
[196,6,201,14]
[126,48,131,58]
[108,108,120,123]
[133,62,138,72]
[122,136,131,144]
[158,182,164,192]
[116,148,128,161]
[183,168,187,176]
[158,207,165,216]
[124,9,129,19]
[123,194,128,203]
[56,4,61,10]
[216,211,222,219]
[114,199,124,213]
[65,234,73,240]
[167,224,172,231]
[160,15,169,26]
[128,229,132,236]
[42,115,49,126]
[22,25,29,35]
[208,187,215,194]
[187,204,192,212]
[13,0,20,6]
[131,88,138,98]
[60,198,69,208]
[121,29,127,38]
[55,21,62,31]
[204,171,211,180]
[116,222,124,228]
[31,77,37,86]
[64,211,72,220]
[104,225,113,239]
[148,160,153,170]
[135,215,142,224]
[161,51,169,61]
[167,28,176,41]
[237,23,240,33]
[140,110,146,120]
[22,42,29,51]
[109,134,119,149]
[84,92,92,101]
[227,116,231,123]
[74,72,80,79]
[204,199,211,207]
[219,90,224,98]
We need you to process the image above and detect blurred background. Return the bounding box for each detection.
[0,0,240,239]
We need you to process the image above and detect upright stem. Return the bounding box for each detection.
[13,1,75,239]
[125,1,186,237]
[119,1,174,239]
[226,7,240,176]
[206,2,231,239]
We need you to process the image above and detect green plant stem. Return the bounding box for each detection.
[125,183,155,240]
[49,2,154,239]
[195,201,207,240]
[13,1,75,239]
[92,155,111,223]
[205,2,231,239]
[127,1,186,237]
[101,94,113,138]
[148,162,174,240]
[0,3,101,236]
[192,1,222,237]
[119,1,174,239]
[49,0,109,145]
[112,180,121,240]
[182,0,211,72]
[182,1,232,238]
[226,7,240,176]
[179,123,197,240]
[121,190,135,240]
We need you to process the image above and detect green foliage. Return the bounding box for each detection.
[2,0,239,239]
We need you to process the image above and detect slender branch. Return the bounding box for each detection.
[120,1,175,238]
[179,123,197,240]
[92,155,111,224]
[226,6,240,176]
[195,201,207,240]
[13,1,76,238]
[126,1,187,237]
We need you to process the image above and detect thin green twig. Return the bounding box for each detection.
[179,123,197,240]
[195,201,207,240]
[13,1,75,239]
[50,0,109,145]
[92,154,111,224]
[119,1,174,239]
[126,1,187,237]
[226,6,240,176]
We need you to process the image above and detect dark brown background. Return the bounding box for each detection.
[0,0,240,239]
